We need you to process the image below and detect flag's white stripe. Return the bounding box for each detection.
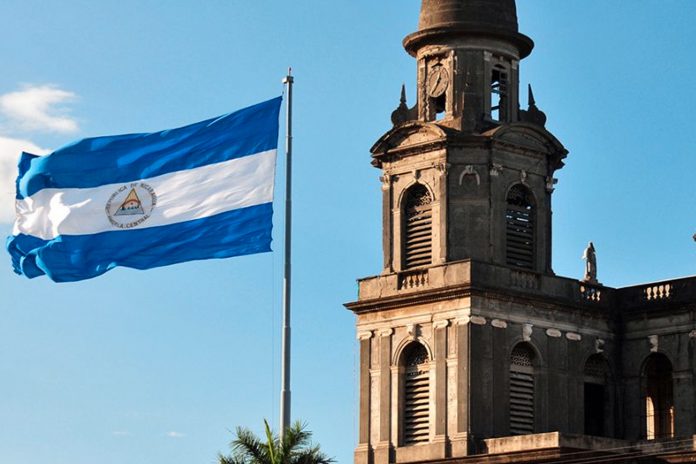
[13,149,276,240]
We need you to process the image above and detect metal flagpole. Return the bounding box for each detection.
[280,69,293,439]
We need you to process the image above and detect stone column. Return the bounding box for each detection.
[451,317,471,457]
[547,333,569,433]
[381,175,393,273]
[433,320,449,451]
[355,331,373,464]
[673,369,694,437]
[436,163,448,264]
[375,329,393,464]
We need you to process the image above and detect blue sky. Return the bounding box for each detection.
[0,2,695,464]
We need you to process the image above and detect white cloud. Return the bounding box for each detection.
[166,431,186,439]
[0,85,78,134]
[0,136,49,224]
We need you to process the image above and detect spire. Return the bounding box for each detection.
[404,0,534,58]
[520,84,547,127]
[391,84,412,126]
[528,84,536,107]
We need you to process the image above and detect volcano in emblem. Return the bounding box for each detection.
[114,188,145,216]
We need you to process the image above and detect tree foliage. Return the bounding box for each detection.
[219,420,334,464]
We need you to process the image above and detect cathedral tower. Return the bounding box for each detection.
[347,1,696,463]
[377,0,566,277]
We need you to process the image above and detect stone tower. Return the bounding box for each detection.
[379,0,566,277]
[347,1,696,463]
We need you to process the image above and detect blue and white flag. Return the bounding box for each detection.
[6,97,282,282]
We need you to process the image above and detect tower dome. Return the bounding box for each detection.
[418,0,518,32]
[404,0,534,58]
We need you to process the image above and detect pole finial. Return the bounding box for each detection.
[283,67,294,84]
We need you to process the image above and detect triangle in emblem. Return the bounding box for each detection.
[114,188,145,216]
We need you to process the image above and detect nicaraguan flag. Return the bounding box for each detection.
[6,97,282,282]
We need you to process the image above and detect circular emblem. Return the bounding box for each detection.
[105,182,157,229]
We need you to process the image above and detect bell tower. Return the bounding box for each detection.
[379,0,566,275]
[348,1,573,464]
[348,2,696,463]
[400,0,531,128]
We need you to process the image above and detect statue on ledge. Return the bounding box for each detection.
[582,242,599,285]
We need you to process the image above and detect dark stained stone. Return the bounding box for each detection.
[418,0,519,34]
[404,0,534,58]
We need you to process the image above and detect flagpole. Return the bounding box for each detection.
[280,69,293,439]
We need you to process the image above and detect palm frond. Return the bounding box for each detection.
[230,426,271,464]
[218,419,331,464]
[290,444,335,464]
[281,421,312,459]
[264,419,279,464]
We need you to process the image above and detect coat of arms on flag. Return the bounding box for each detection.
[6,97,282,282]
[114,188,146,216]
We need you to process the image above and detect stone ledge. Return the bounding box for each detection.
[483,432,628,455]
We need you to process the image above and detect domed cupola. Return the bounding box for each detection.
[404,0,533,58]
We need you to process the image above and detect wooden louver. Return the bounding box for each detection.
[403,343,430,445]
[505,185,535,269]
[510,345,535,435]
[403,184,433,269]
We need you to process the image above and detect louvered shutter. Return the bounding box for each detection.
[403,185,433,269]
[510,345,535,435]
[402,343,430,445]
[506,185,535,269]
[403,368,429,444]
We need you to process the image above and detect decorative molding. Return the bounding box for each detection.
[546,329,562,338]
[379,328,394,338]
[595,338,605,354]
[545,176,558,193]
[566,332,582,342]
[398,269,429,290]
[455,316,471,326]
[491,319,508,329]
[522,323,533,341]
[458,165,480,187]
[510,270,540,290]
[490,163,504,177]
[357,331,373,341]
[433,320,450,330]
[406,324,418,339]
[435,162,450,176]
[380,174,391,192]
[649,335,659,353]
[690,330,696,339]
[520,170,528,185]
[470,316,487,326]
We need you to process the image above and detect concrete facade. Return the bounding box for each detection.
[345,1,696,463]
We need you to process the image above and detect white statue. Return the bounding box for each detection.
[582,242,598,284]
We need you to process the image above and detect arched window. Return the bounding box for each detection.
[491,63,509,122]
[642,354,674,440]
[401,342,430,445]
[402,184,433,269]
[505,185,535,269]
[584,355,610,437]
[509,343,536,435]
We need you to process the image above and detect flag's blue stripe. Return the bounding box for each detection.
[6,203,273,283]
[17,97,282,199]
